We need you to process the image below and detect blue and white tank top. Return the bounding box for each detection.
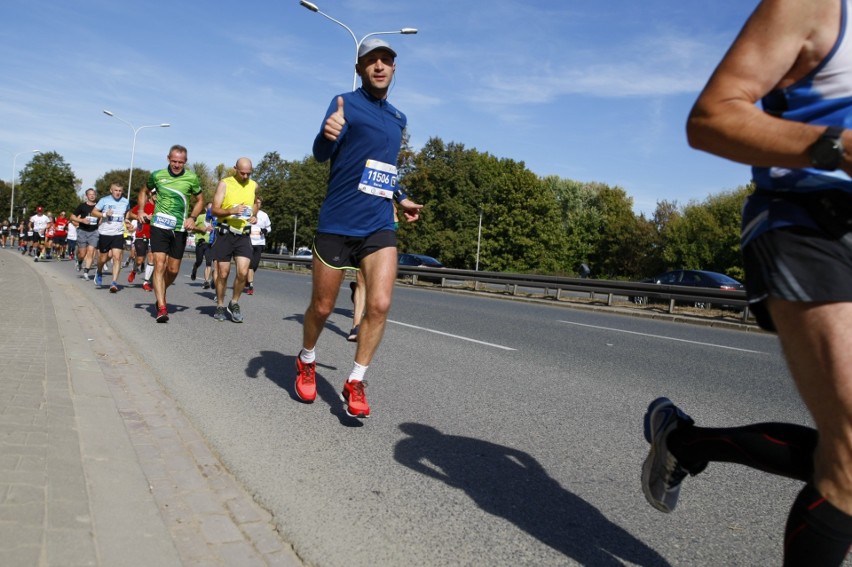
[743,0,852,244]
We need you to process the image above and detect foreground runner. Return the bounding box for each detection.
[137,144,203,322]
[643,1,852,564]
[294,39,422,418]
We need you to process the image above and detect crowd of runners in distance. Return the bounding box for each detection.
[11,172,272,310]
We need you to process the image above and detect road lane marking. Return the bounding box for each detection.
[388,320,517,351]
[558,320,768,354]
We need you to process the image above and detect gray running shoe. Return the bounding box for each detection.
[214,306,227,321]
[642,397,694,513]
[227,301,243,323]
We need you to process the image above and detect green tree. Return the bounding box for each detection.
[0,179,10,221]
[661,185,750,279]
[586,186,645,278]
[94,168,151,202]
[17,151,78,219]
[254,152,327,253]
[190,162,217,204]
[546,177,603,274]
[401,137,566,272]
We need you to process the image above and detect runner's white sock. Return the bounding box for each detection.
[300,348,316,364]
[144,263,154,281]
[348,362,368,382]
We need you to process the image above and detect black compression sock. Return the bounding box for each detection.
[784,483,852,566]
[668,422,817,481]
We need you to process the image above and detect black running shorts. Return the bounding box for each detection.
[313,230,397,270]
[212,231,253,262]
[150,226,188,260]
[97,234,125,253]
[743,226,852,331]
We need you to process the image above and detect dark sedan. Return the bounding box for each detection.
[398,253,445,283]
[630,269,744,307]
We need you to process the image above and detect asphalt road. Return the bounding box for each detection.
[33,253,834,566]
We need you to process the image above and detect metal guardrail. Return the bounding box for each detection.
[260,253,752,323]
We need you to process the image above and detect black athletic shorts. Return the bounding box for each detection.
[150,226,188,259]
[313,230,397,270]
[134,238,150,257]
[97,234,125,253]
[212,230,253,262]
[743,226,852,331]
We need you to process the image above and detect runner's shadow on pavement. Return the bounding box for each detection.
[282,312,353,342]
[133,302,191,320]
[394,423,671,566]
[246,351,364,428]
[193,304,221,318]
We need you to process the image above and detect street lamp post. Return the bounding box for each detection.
[292,213,298,255]
[102,110,170,196]
[6,149,40,223]
[299,0,417,91]
[476,207,483,271]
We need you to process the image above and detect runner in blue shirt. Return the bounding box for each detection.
[91,182,131,292]
[294,38,423,418]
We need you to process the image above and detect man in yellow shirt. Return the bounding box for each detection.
[210,157,258,323]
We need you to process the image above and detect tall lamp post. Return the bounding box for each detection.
[475,207,483,271]
[102,110,170,196]
[6,149,40,222]
[299,0,417,91]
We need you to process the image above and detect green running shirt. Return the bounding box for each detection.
[147,168,202,232]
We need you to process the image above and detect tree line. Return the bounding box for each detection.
[5,138,750,281]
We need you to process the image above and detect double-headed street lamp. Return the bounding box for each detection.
[6,149,40,222]
[102,110,170,197]
[299,0,417,91]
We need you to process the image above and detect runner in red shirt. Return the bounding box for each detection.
[127,199,155,289]
[52,211,69,259]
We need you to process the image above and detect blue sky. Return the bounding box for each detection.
[2,0,759,216]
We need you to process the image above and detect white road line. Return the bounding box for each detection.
[558,320,768,354]
[388,320,517,351]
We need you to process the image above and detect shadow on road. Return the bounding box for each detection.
[246,350,363,427]
[394,422,670,566]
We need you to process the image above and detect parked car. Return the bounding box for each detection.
[629,269,744,307]
[293,247,312,268]
[398,253,445,283]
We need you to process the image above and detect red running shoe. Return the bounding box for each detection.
[128,270,136,283]
[294,356,317,402]
[246,286,254,295]
[340,379,370,418]
[156,305,169,323]
[142,281,153,292]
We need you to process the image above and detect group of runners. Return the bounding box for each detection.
[33,151,271,309]
[8,207,73,260]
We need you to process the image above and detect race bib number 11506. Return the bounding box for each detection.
[358,160,397,199]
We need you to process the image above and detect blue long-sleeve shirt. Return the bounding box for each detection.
[312,87,406,237]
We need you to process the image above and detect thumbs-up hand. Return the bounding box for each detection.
[323,96,346,141]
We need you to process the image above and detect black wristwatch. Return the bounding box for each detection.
[808,125,845,171]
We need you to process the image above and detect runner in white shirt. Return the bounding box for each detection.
[28,207,50,261]
[246,197,271,295]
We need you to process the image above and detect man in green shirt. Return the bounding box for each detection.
[138,144,204,323]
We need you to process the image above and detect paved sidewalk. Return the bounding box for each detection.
[0,250,302,566]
